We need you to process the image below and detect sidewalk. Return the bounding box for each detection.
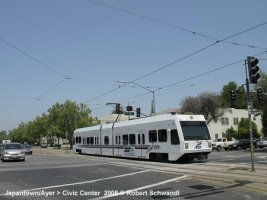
[32,146,72,155]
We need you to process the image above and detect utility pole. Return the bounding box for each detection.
[245,56,260,172]
[245,73,255,172]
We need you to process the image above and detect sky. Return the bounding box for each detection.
[0,0,267,131]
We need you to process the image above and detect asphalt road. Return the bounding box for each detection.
[208,148,267,166]
[0,148,266,200]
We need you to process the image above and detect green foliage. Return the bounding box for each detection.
[257,71,267,136]
[9,122,29,143]
[8,100,100,147]
[237,118,260,139]
[0,130,9,142]
[226,126,238,140]
[226,119,261,140]
[219,81,246,109]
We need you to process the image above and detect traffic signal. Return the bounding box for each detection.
[136,107,141,117]
[257,88,263,100]
[126,106,133,111]
[247,56,260,84]
[230,90,236,101]
[115,103,121,114]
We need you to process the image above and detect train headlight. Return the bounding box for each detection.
[185,143,189,149]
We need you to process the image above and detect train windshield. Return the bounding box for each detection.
[180,121,211,140]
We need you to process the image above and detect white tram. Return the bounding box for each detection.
[73,113,212,162]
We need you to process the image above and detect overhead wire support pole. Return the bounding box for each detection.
[245,58,255,172]
[132,82,156,116]
[116,81,157,116]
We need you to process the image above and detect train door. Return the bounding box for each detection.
[115,133,121,157]
[137,130,146,159]
[168,128,181,161]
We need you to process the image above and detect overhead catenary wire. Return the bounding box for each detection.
[88,0,267,51]
[37,78,68,99]
[0,37,119,93]
[90,50,267,114]
[1,2,266,103]
[0,37,67,79]
[159,50,267,91]
[2,2,266,111]
[130,21,267,83]
[85,21,267,103]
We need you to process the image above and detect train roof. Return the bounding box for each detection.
[74,113,206,134]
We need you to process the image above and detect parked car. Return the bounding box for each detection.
[228,139,257,150]
[21,144,32,155]
[212,138,235,151]
[40,143,48,148]
[258,137,267,148]
[0,143,25,162]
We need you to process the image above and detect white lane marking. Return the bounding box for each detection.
[216,159,234,162]
[90,175,188,200]
[0,170,149,196]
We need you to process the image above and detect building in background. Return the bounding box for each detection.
[207,108,262,141]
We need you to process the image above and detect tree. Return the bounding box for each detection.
[0,130,8,142]
[180,92,223,124]
[237,118,260,139]
[219,81,246,109]
[47,100,100,148]
[28,114,49,145]
[226,126,238,140]
[256,71,267,136]
[9,122,28,143]
[8,100,100,148]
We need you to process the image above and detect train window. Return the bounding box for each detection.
[76,137,79,144]
[180,121,211,140]
[90,137,94,145]
[119,135,121,144]
[97,137,99,145]
[142,134,145,144]
[158,129,167,142]
[129,134,136,145]
[138,134,141,144]
[87,137,90,144]
[123,135,128,145]
[115,136,118,145]
[104,136,109,145]
[149,130,157,142]
[171,129,180,145]
[78,136,81,144]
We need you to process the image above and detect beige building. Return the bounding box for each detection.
[207,108,262,141]
[99,114,134,124]
[40,136,69,146]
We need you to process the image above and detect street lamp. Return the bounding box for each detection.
[117,81,156,116]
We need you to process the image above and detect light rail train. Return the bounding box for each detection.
[73,114,212,162]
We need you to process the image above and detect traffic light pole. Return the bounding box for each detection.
[245,60,255,172]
